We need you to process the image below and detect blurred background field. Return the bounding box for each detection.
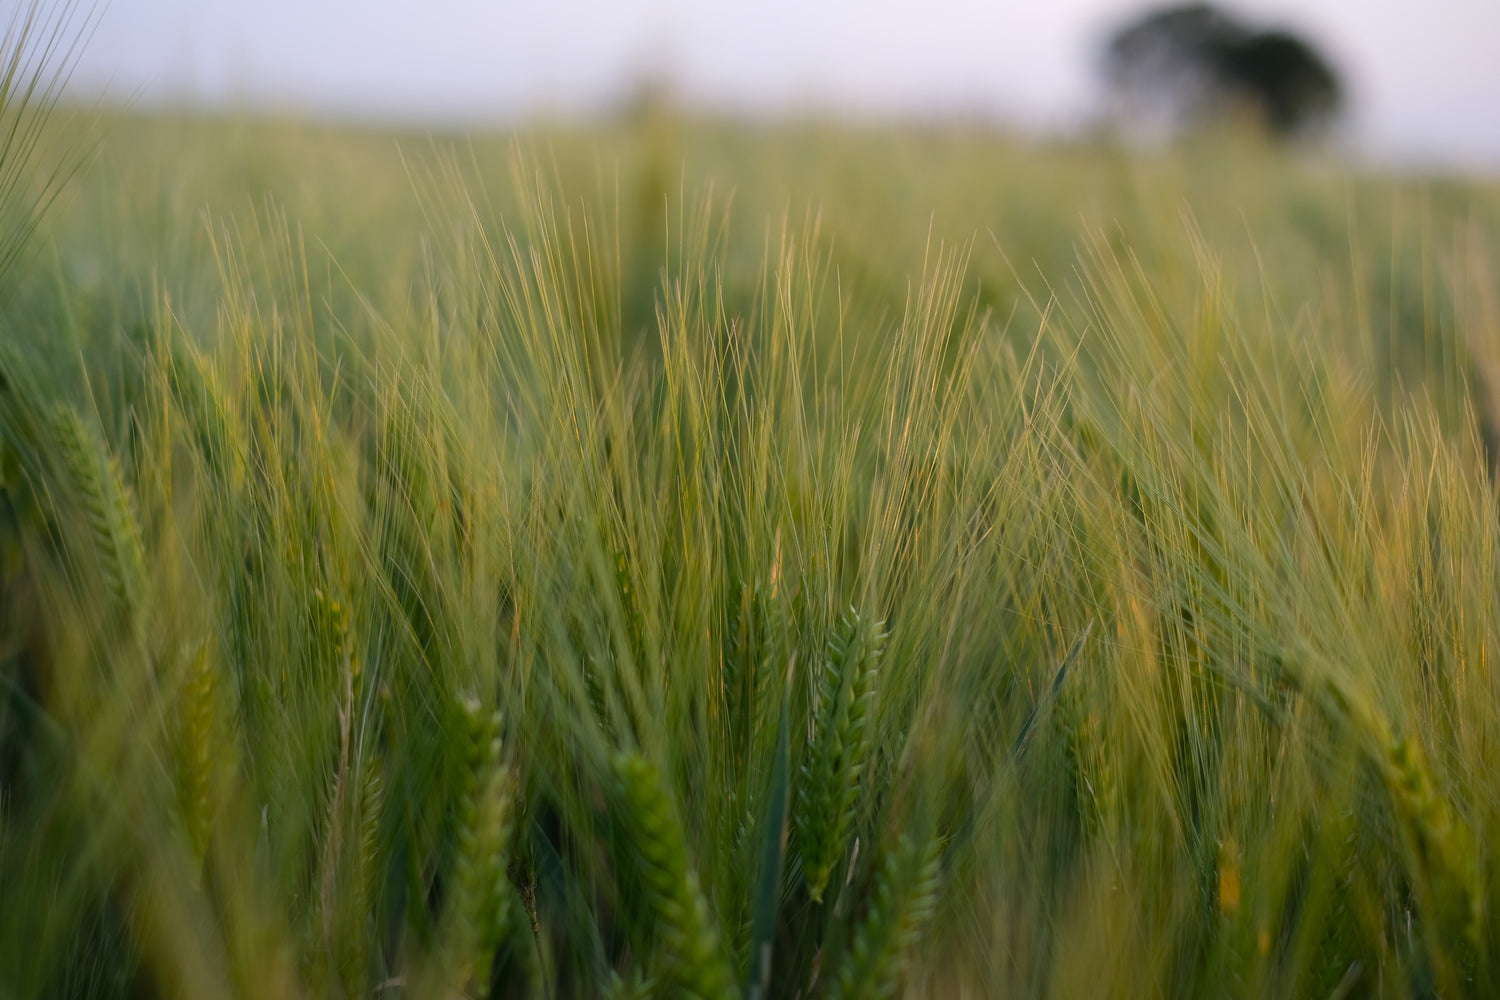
[6,3,1500,999]
[22,106,1500,447]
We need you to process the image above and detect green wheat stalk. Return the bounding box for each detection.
[612,751,735,1000]
[795,608,885,904]
[50,403,148,636]
[822,832,941,1000]
[437,699,516,998]
[175,639,222,867]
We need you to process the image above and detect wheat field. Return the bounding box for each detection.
[2,83,1500,1000]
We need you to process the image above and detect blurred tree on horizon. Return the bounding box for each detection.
[1102,3,1343,141]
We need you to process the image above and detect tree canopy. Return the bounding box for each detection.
[1103,4,1344,139]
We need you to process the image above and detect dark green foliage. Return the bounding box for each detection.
[1104,4,1344,137]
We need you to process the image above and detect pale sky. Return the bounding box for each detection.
[62,0,1500,170]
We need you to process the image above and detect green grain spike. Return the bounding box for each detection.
[443,701,516,998]
[795,608,885,903]
[823,834,941,1000]
[612,751,736,1000]
[51,404,148,635]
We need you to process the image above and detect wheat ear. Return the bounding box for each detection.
[795,608,884,903]
[823,833,941,1000]
[51,404,148,635]
[612,751,735,1000]
[442,700,516,998]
